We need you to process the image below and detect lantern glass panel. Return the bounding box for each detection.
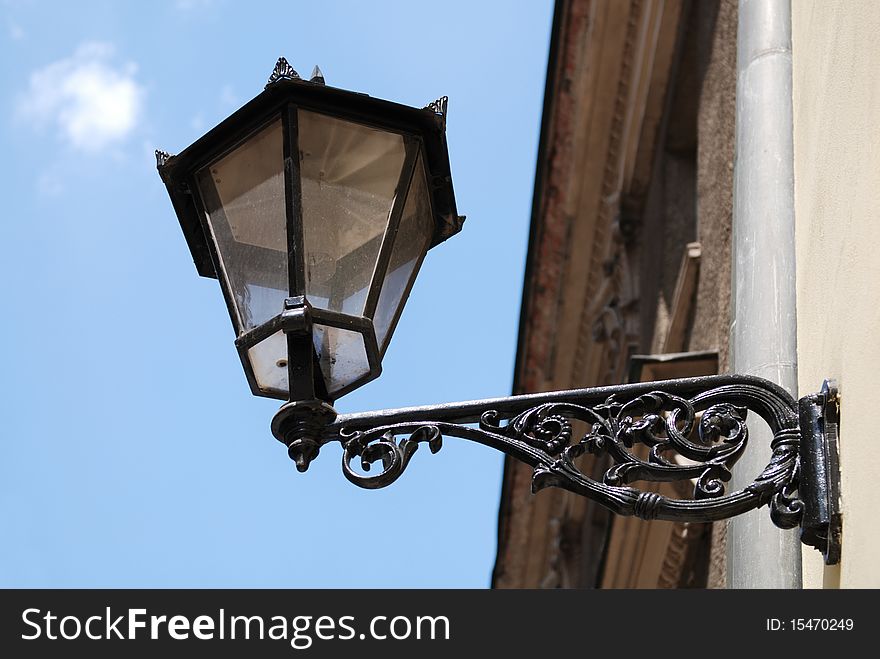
[313,324,371,394]
[299,110,406,316]
[196,118,287,331]
[247,330,288,397]
[373,151,433,352]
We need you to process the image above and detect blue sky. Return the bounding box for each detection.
[0,0,553,587]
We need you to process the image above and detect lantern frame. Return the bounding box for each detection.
[157,59,462,403]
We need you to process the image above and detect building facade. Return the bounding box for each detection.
[494,0,879,588]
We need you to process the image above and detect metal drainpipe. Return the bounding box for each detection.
[728,0,801,588]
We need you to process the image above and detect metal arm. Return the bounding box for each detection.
[272,374,842,564]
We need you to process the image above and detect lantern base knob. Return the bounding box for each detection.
[288,438,321,473]
[271,399,337,472]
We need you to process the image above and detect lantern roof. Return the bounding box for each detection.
[157,58,463,281]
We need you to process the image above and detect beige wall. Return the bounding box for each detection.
[792,0,880,588]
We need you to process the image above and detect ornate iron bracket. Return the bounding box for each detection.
[272,374,842,564]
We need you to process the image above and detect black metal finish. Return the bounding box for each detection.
[797,380,842,564]
[424,96,448,127]
[156,57,464,403]
[275,374,841,562]
[363,137,419,319]
[272,398,337,473]
[282,104,305,297]
[309,66,325,85]
[266,57,301,85]
[157,57,462,282]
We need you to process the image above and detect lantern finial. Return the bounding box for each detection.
[267,57,300,86]
[310,65,325,85]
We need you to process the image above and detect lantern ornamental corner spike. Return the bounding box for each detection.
[267,57,300,85]
[158,58,842,566]
[157,56,460,405]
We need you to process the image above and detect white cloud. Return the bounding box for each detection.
[18,42,144,153]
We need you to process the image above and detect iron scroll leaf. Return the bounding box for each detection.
[330,375,804,528]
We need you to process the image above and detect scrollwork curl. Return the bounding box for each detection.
[341,425,442,490]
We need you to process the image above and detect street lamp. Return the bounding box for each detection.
[157,59,841,565]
